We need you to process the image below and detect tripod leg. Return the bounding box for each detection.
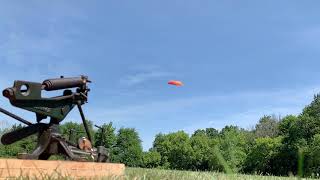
[77,102,92,142]
[18,130,51,159]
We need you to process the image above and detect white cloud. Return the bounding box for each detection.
[120,70,174,86]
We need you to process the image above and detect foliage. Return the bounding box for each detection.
[152,131,194,170]
[59,120,95,144]
[112,128,143,167]
[142,150,161,168]
[0,124,37,158]
[242,136,282,174]
[304,134,320,177]
[217,126,247,172]
[189,132,211,170]
[94,122,117,148]
[254,115,279,138]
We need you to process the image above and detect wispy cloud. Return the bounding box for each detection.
[119,69,174,86]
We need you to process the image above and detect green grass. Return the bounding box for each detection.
[124,168,306,180]
[0,167,313,180]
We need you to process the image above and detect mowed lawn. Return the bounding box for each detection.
[123,168,305,180]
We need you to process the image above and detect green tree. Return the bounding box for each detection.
[142,150,161,168]
[94,122,116,148]
[278,115,298,136]
[305,134,320,177]
[302,94,320,119]
[276,94,320,176]
[152,133,171,168]
[243,137,282,174]
[190,132,211,170]
[218,126,247,172]
[298,94,320,141]
[276,115,308,176]
[153,131,194,170]
[205,128,219,138]
[192,129,206,137]
[112,128,143,167]
[254,115,279,138]
[192,128,219,138]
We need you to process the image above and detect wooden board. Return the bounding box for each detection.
[0,159,125,179]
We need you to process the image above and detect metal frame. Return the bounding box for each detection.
[0,76,108,162]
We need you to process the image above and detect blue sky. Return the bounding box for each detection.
[1,1,320,150]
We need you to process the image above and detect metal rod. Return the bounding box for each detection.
[95,124,105,146]
[77,102,92,142]
[95,125,102,129]
[0,106,33,126]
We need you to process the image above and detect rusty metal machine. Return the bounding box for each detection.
[0,76,108,162]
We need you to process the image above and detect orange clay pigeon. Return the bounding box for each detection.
[168,80,183,86]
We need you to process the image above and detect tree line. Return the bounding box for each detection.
[2,94,320,177]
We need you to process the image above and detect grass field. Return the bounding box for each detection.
[124,168,305,180]
[0,167,311,180]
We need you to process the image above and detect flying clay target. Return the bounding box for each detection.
[168,80,183,86]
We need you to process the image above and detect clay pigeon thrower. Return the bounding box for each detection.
[0,76,108,162]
